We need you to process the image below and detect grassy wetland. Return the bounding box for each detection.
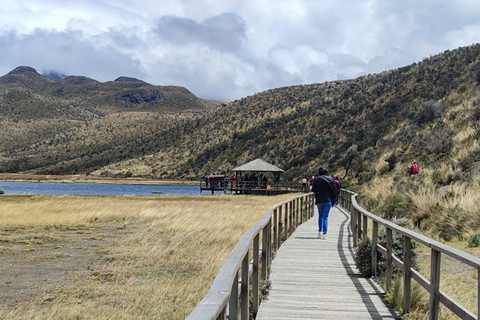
[0,194,294,319]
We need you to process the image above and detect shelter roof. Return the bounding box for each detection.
[232,159,284,173]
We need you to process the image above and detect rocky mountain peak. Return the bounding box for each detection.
[8,66,39,74]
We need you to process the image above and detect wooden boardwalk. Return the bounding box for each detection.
[256,206,400,320]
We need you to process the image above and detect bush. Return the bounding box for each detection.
[354,218,418,278]
[379,193,410,220]
[467,233,480,247]
[414,100,442,126]
[0,189,4,195]
[354,237,373,277]
[378,218,419,275]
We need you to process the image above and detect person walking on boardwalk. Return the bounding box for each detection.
[312,167,338,239]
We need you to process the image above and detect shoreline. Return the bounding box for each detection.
[0,174,198,186]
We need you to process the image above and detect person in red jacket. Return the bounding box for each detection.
[407,162,419,176]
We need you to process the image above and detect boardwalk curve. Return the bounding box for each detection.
[256,206,399,319]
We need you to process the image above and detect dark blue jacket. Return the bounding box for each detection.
[312,175,338,205]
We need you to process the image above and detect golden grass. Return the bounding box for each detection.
[358,153,480,319]
[0,194,295,319]
[405,241,479,320]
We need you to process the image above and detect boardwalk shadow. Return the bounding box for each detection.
[337,208,400,320]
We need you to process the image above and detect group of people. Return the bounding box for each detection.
[311,167,341,240]
[312,161,418,240]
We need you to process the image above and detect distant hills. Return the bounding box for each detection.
[2,44,480,183]
[0,66,219,175]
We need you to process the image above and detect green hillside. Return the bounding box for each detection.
[0,66,218,174]
[95,44,480,183]
[2,44,480,188]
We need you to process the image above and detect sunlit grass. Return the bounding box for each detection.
[0,194,295,319]
[360,157,480,319]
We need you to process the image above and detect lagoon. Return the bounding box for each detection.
[0,181,202,196]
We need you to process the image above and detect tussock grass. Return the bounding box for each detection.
[360,158,480,319]
[0,194,294,319]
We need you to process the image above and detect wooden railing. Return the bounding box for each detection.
[186,193,315,320]
[339,189,480,320]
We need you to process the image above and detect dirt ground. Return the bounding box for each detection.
[0,225,130,315]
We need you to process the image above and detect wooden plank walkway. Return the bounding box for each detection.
[256,206,400,320]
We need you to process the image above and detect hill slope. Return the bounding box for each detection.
[95,44,480,182]
[2,44,480,185]
[0,67,218,174]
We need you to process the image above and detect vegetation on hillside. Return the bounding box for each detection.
[2,45,480,184]
[0,66,217,174]
[93,45,480,182]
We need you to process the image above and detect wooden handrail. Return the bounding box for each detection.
[186,193,315,320]
[339,189,480,320]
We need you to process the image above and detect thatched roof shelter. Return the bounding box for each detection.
[232,159,284,182]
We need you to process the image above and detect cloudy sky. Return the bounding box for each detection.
[1,0,480,101]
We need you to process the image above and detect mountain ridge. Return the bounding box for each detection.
[1,44,480,183]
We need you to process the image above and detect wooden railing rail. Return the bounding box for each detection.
[186,193,315,320]
[339,189,480,320]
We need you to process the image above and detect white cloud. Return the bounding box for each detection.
[1,0,480,100]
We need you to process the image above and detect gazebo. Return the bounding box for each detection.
[232,158,284,182]
[231,159,287,194]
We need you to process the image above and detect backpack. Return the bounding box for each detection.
[332,175,342,191]
[411,163,419,174]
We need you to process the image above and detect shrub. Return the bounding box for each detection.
[467,233,480,247]
[354,237,373,277]
[354,218,419,279]
[414,100,442,126]
[379,193,410,220]
[378,218,419,275]
[0,189,4,195]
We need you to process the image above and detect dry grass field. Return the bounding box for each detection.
[0,194,294,319]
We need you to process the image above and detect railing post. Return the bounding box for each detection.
[352,207,358,246]
[386,227,393,292]
[262,227,268,280]
[312,193,315,217]
[273,209,278,252]
[241,252,249,320]
[278,206,283,248]
[300,197,304,224]
[363,215,368,238]
[284,203,288,241]
[252,234,259,318]
[267,220,272,270]
[429,249,441,320]
[308,194,311,218]
[372,221,378,277]
[289,201,293,235]
[308,194,311,217]
[230,272,239,320]
[478,269,480,320]
[403,236,412,314]
[295,198,299,226]
[357,210,362,241]
[218,308,226,320]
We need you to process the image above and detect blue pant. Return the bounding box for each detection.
[317,202,332,234]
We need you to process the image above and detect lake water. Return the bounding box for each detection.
[0,181,202,196]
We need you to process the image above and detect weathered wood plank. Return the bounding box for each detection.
[256,207,399,320]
